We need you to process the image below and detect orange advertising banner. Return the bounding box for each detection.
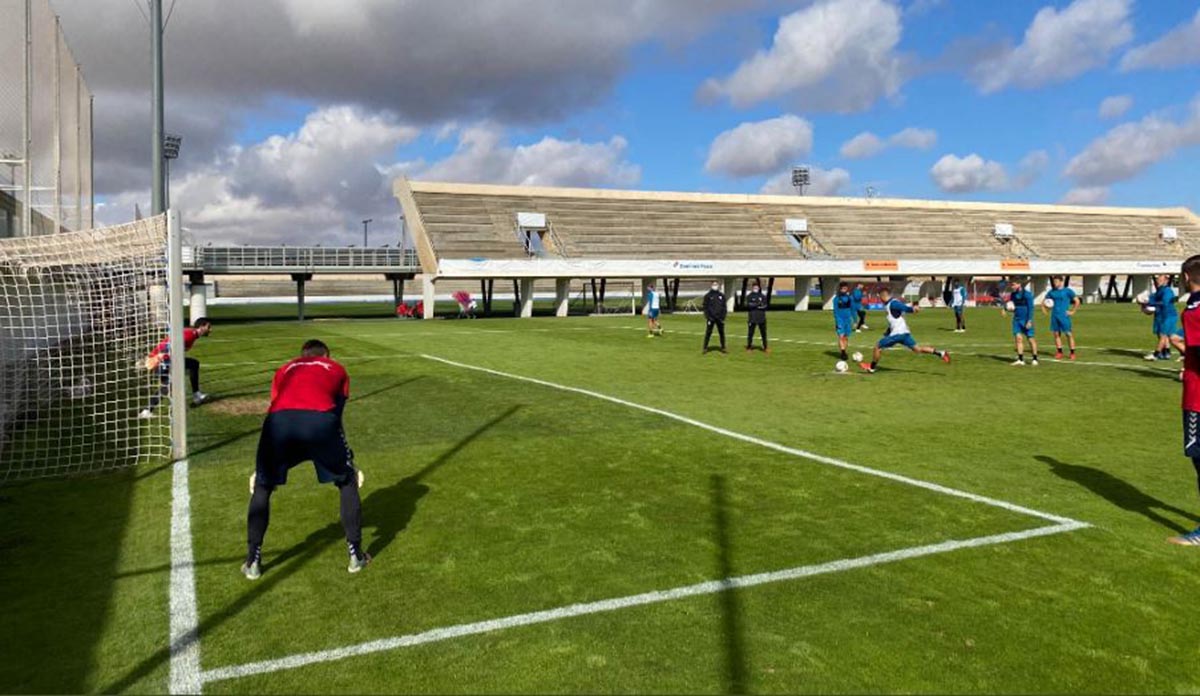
[1001,258,1031,271]
[863,260,900,272]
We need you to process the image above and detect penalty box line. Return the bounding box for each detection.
[199,521,1083,686]
[196,353,1089,686]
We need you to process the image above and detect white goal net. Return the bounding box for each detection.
[0,216,176,481]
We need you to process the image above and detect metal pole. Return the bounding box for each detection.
[163,157,170,210]
[88,94,93,228]
[151,0,165,215]
[167,208,187,460]
[53,17,61,230]
[75,65,82,229]
[22,0,33,236]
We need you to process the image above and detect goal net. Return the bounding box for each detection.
[0,216,176,481]
[571,280,639,316]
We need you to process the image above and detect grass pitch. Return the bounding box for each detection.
[2,303,1199,693]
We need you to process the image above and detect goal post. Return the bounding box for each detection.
[0,213,183,481]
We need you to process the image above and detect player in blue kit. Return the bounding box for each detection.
[1145,274,1185,361]
[859,287,950,373]
[851,282,867,332]
[833,282,855,361]
[1002,279,1039,366]
[1043,276,1080,361]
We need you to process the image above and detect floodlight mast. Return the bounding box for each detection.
[151,0,165,214]
[791,166,810,196]
[163,133,181,210]
[362,218,373,247]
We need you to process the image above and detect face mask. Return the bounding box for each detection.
[711,285,719,291]
[752,287,760,293]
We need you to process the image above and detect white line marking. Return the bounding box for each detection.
[419,354,1086,526]
[200,521,1085,685]
[169,459,202,695]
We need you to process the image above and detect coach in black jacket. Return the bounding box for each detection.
[746,280,768,351]
[702,281,727,353]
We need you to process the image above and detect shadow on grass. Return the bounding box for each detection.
[1037,455,1199,533]
[101,403,522,693]
[1101,347,1150,360]
[1114,366,1181,381]
[0,468,138,693]
[710,475,748,695]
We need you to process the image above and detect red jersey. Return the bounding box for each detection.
[268,356,350,414]
[149,328,199,358]
[1182,292,1200,411]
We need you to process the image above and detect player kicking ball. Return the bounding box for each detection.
[242,339,369,579]
[859,287,950,373]
[1043,276,1080,361]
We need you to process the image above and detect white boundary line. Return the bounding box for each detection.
[195,353,1090,686]
[199,521,1083,686]
[419,355,1084,525]
[169,459,202,694]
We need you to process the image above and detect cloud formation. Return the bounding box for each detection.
[1098,95,1134,120]
[1064,97,1200,186]
[1119,8,1200,72]
[700,0,906,112]
[1060,186,1109,205]
[969,0,1132,93]
[839,127,936,159]
[704,115,814,178]
[760,166,852,196]
[929,150,1047,193]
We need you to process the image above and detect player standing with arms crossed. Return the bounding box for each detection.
[746,279,768,352]
[702,280,728,354]
[1171,256,1200,545]
[1043,276,1080,361]
[242,339,369,579]
[1002,279,1039,366]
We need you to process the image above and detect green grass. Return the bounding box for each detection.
[3,303,1200,693]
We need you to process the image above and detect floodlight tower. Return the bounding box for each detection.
[163,133,181,209]
[362,218,373,247]
[791,166,810,196]
[151,0,165,214]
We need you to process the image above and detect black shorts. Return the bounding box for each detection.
[255,410,354,487]
[1185,411,1200,459]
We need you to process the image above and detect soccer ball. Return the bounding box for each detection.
[1142,304,1157,315]
[851,351,864,363]
[1043,298,1054,309]
[1005,300,1016,311]
[835,360,849,373]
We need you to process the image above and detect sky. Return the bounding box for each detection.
[51,0,1200,246]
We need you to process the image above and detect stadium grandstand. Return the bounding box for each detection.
[394,178,1200,319]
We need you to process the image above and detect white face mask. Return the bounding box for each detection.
[711,285,719,291]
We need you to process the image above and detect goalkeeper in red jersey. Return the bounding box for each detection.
[242,339,369,579]
[139,318,211,418]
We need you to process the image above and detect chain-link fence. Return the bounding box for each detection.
[0,0,94,239]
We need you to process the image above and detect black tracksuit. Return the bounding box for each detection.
[703,288,727,351]
[746,289,768,349]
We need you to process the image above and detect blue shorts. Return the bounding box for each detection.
[648,308,660,320]
[1012,319,1035,337]
[952,306,964,316]
[1153,316,1180,337]
[878,333,917,350]
[1050,314,1072,333]
[835,316,854,337]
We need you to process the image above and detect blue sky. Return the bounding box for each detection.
[65,0,1200,244]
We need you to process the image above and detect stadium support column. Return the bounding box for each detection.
[1130,274,1152,301]
[187,272,207,323]
[1032,275,1050,303]
[723,278,736,314]
[793,277,812,311]
[820,276,840,310]
[554,278,570,317]
[519,278,535,318]
[386,273,406,309]
[421,274,436,319]
[292,273,312,321]
[1082,275,1101,304]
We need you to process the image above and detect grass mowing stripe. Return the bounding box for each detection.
[169,459,202,695]
[419,354,1089,527]
[199,521,1084,685]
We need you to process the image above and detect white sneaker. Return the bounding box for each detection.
[861,325,869,331]
[1031,359,1039,366]
[1144,353,1158,361]
[138,409,154,419]
[1011,359,1025,366]
[193,391,209,405]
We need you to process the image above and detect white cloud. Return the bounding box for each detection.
[700,0,906,112]
[704,115,814,177]
[929,153,1009,193]
[1064,98,1200,186]
[1119,9,1200,72]
[97,107,641,244]
[889,127,937,149]
[760,166,852,196]
[839,132,886,160]
[1014,149,1050,188]
[422,124,641,188]
[840,127,936,159]
[1060,186,1109,205]
[1098,94,1133,120]
[970,0,1132,93]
